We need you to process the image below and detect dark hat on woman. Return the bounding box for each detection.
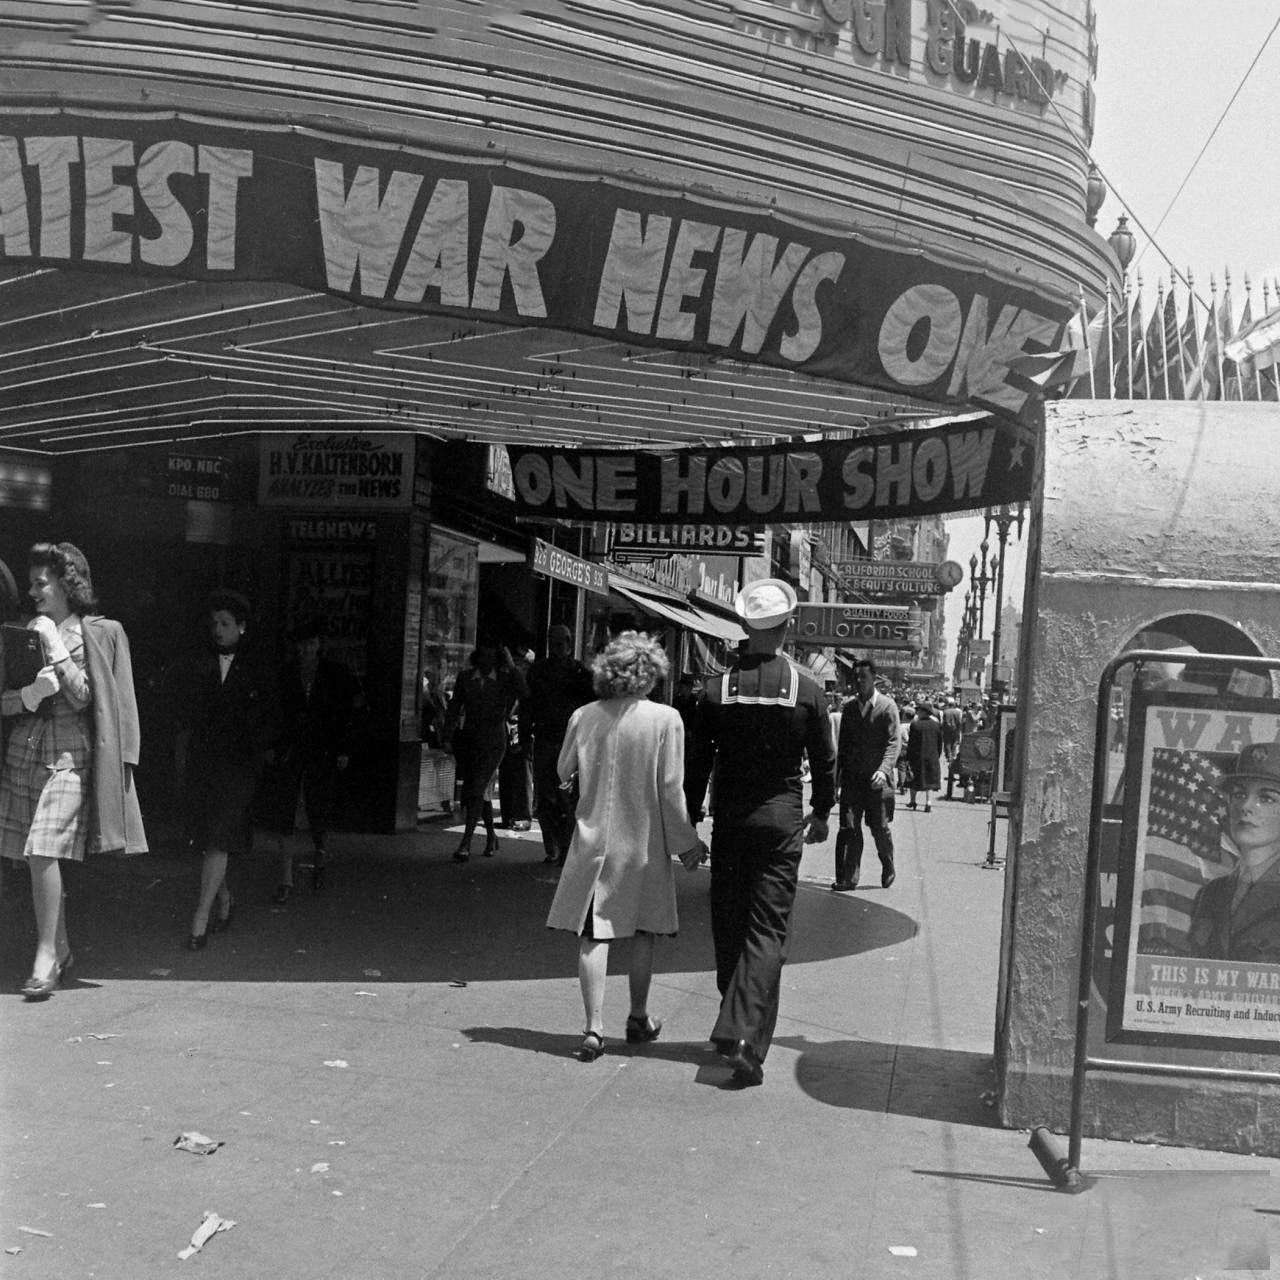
[1224,742,1280,788]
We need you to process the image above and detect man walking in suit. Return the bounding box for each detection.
[833,658,900,891]
[686,579,835,1087]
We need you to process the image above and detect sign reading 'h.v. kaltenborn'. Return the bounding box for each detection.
[506,417,1031,527]
[0,115,1067,423]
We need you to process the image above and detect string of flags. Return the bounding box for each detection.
[1039,270,1280,402]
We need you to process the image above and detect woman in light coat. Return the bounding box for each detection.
[546,632,704,1061]
[0,542,147,1000]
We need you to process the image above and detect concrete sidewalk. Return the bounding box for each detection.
[2,799,1277,1279]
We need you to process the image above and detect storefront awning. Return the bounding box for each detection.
[609,580,744,645]
[682,602,747,645]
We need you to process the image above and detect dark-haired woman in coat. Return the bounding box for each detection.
[906,701,943,813]
[173,591,279,949]
[0,542,147,1000]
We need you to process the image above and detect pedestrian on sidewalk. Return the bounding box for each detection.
[443,643,525,862]
[895,703,914,795]
[941,695,963,765]
[524,625,594,866]
[172,590,279,950]
[0,542,147,999]
[257,618,360,902]
[685,580,834,1087]
[546,632,704,1062]
[833,658,899,892]
[907,701,943,813]
[498,646,535,832]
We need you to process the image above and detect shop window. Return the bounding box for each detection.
[421,528,478,738]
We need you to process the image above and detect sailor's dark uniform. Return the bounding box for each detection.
[686,653,836,1063]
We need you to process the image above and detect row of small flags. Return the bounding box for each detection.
[1025,272,1280,401]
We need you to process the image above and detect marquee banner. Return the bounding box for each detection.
[0,111,1068,423]
[506,416,1032,526]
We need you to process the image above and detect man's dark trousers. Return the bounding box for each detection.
[709,820,804,1063]
[836,787,894,885]
[532,736,572,859]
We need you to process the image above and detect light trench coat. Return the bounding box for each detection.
[546,696,697,939]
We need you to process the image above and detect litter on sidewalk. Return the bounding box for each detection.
[177,1210,235,1260]
[173,1132,223,1156]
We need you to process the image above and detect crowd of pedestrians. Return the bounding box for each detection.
[0,552,985,1096]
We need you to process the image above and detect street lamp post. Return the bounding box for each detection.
[969,548,991,687]
[986,502,1026,700]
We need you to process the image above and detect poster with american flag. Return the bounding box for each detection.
[1109,693,1280,1052]
[1137,746,1235,954]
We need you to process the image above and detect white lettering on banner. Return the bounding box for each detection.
[0,135,252,269]
[315,162,555,314]
[877,284,1060,413]
[593,209,846,368]
[841,430,993,511]
[658,452,823,518]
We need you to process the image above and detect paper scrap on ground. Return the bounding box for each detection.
[87,1033,122,1040]
[362,969,381,977]
[310,1163,330,1173]
[173,1132,223,1156]
[17,1228,51,1238]
[4,1247,21,1255]
[888,1245,918,1257]
[353,990,376,997]
[177,1211,235,1260]
[323,1060,349,1069]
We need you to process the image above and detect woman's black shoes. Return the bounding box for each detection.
[272,884,292,905]
[625,1014,662,1044]
[451,843,471,863]
[186,932,208,952]
[577,1030,605,1062]
[482,836,499,858]
[212,894,235,933]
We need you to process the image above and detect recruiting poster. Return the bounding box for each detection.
[1108,692,1280,1052]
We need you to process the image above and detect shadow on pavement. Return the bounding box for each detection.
[460,1024,723,1071]
[0,834,919,988]
[775,1033,1001,1129]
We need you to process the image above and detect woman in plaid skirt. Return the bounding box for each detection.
[0,542,146,1000]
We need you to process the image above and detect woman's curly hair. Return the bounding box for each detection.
[29,541,96,614]
[591,631,669,699]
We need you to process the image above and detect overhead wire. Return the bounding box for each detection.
[1133,12,1280,272]
[948,1,1280,316]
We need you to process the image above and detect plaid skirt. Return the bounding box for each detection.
[0,746,91,863]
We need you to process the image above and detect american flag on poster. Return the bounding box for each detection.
[1138,748,1236,953]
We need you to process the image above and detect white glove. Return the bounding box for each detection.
[20,665,60,711]
[28,615,69,665]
